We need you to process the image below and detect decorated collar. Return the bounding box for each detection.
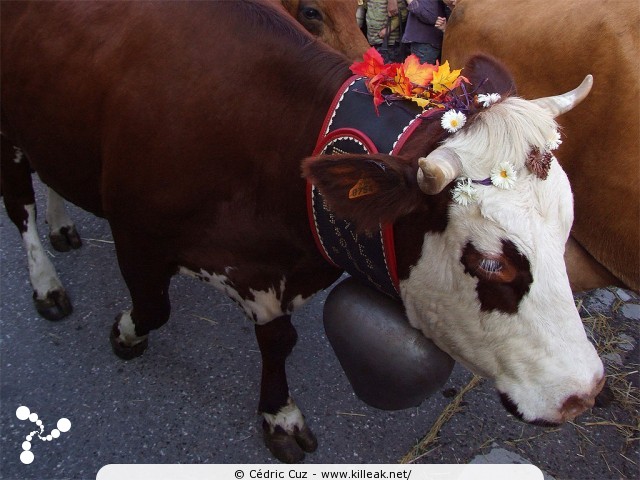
[307,76,426,299]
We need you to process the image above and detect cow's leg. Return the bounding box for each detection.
[45,187,82,252]
[0,139,72,320]
[255,315,317,463]
[108,230,172,360]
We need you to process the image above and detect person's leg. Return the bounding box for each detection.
[410,43,440,64]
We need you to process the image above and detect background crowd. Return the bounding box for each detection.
[356,0,456,64]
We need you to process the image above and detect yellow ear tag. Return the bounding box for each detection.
[348,178,378,199]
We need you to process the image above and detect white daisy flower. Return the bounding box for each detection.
[441,109,466,133]
[477,93,501,108]
[545,130,563,150]
[451,178,478,206]
[490,161,517,189]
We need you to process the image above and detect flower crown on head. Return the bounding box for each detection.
[450,132,563,206]
[350,49,560,204]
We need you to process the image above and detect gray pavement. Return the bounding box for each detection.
[1,176,638,480]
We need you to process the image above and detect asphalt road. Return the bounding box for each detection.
[1,176,638,480]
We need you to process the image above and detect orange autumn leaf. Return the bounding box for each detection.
[403,55,438,90]
[350,47,386,78]
[350,48,471,115]
[368,73,388,110]
[389,65,412,97]
[431,60,465,94]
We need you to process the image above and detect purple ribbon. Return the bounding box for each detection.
[471,178,493,186]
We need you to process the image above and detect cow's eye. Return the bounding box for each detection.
[478,258,503,275]
[301,7,322,21]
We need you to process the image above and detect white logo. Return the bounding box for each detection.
[16,406,71,465]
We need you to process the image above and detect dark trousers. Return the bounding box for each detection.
[375,43,407,63]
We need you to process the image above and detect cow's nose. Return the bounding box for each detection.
[559,374,606,421]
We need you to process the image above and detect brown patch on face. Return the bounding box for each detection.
[393,187,453,281]
[461,240,533,314]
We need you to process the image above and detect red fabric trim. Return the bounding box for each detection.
[313,128,378,155]
[392,117,423,155]
[381,223,400,294]
[312,75,360,153]
[307,76,424,297]
[308,128,377,269]
[378,116,425,296]
[307,77,358,269]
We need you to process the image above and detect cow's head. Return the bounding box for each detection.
[280,0,369,60]
[304,55,604,425]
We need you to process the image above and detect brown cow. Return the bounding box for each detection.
[2,0,603,463]
[442,0,640,293]
[25,0,369,309]
[279,0,369,60]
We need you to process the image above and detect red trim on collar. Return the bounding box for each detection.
[313,128,378,156]
[308,76,425,298]
[312,75,360,151]
[307,128,379,270]
[306,181,337,268]
[381,223,399,293]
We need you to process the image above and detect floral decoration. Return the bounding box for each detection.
[350,47,468,114]
[525,129,562,180]
[476,93,501,108]
[451,178,478,206]
[490,161,518,190]
[545,130,563,151]
[440,109,467,133]
[526,148,553,180]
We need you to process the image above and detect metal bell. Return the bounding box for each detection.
[323,277,455,410]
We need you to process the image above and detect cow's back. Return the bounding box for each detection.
[1,0,348,227]
[442,0,640,291]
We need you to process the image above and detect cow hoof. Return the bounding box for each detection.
[262,421,317,463]
[49,226,82,252]
[293,424,318,453]
[109,322,148,360]
[33,289,73,321]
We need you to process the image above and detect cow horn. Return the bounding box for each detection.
[417,148,463,195]
[531,75,593,117]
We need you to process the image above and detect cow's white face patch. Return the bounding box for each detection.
[178,267,310,324]
[401,98,604,423]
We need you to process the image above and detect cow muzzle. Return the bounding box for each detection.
[499,373,606,426]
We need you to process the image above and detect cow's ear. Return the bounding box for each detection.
[462,54,517,97]
[302,153,422,232]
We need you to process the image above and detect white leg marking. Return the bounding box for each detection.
[45,188,75,234]
[262,398,306,434]
[178,267,311,324]
[117,310,148,346]
[21,205,63,300]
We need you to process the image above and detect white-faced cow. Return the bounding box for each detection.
[1,0,603,463]
[442,0,640,293]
